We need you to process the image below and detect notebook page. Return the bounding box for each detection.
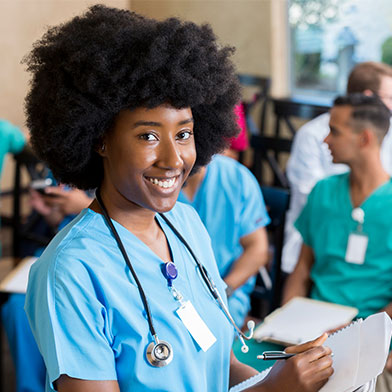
[319,320,362,392]
[0,257,37,293]
[254,297,358,345]
[353,312,392,389]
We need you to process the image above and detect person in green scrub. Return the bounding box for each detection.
[282,94,392,392]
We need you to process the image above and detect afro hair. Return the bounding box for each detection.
[24,5,241,189]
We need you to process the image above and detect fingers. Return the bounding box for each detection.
[286,333,328,354]
[299,345,332,363]
[264,345,334,392]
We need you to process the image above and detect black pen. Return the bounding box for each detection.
[258,350,334,360]
[257,351,296,360]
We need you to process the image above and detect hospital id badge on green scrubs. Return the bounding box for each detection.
[345,232,368,264]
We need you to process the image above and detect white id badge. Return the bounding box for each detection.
[345,233,368,264]
[176,300,217,352]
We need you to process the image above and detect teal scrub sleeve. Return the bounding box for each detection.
[7,124,26,154]
[25,255,117,388]
[238,169,270,239]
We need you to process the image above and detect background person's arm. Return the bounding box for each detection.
[381,302,392,318]
[224,227,269,291]
[281,244,315,305]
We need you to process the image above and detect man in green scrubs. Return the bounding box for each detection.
[283,94,392,318]
[282,94,392,391]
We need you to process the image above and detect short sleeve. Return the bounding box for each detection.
[238,168,270,238]
[294,182,318,247]
[25,253,117,388]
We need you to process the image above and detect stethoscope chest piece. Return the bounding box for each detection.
[146,340,173,367]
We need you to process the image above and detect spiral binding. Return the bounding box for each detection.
[327,318,363,339]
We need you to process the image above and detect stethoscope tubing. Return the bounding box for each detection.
[96,189,253,352]
[96,191,158,339]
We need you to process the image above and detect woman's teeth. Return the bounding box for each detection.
[148,177,176,189]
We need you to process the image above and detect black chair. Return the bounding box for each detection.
[273,97,330,138]
[250,186,290,317]
[249,97,331,187]
[238,74,271,136]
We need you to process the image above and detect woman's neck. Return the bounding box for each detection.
[182,167,206,202]
[90,192,172,261]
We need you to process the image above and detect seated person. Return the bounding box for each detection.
[0,119,26,177]
[283,62,392,275]
[179,154,270,328]
[283,94,392,318]
[223,102,249,161]
[0,119,26,252]
[1,185,92,392]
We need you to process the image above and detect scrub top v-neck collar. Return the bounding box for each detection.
[344,172,392,210]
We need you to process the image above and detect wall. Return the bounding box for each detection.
[0,0,130,190]
[131,0,272,77]
[0,1,130,255]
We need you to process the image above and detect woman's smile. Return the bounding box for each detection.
[145,175,179,190]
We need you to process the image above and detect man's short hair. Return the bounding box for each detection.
[347,62,392,94]
[334,94,391,143]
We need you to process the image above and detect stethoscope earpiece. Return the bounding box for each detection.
[146,339,173,367]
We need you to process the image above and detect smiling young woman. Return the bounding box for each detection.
[23,5,333,392]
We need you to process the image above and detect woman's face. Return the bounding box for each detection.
[101,105,196,213]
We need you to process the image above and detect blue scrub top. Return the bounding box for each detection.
[25,202,234,391]
[178,155,270,326]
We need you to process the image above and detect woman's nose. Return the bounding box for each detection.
[157,139,183,169]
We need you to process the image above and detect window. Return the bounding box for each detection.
[289,0,392,98]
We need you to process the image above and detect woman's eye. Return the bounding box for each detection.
[177,130,193,140]
[140,133,158,141]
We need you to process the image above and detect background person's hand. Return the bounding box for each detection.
[43,186,92,215]
[260,334,333,392]
[29,188,64,227]
[386,352,392,373]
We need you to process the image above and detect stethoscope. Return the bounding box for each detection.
[96,191,255,368]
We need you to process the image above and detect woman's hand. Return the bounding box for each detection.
[260,334,333,392]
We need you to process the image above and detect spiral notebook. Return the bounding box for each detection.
[231,312,392,392]
[320,312,392,392]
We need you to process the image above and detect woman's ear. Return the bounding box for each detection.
[96,141,107,157]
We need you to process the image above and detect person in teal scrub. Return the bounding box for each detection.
[179,154,270,328]
[283,94,392,320]
[0,119,26,256]
[24,6,334,392]
[0,119,25,176]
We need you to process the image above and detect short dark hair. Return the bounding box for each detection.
[347,62,392,94]
[333,94,391,143]
[24,5,241,189]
